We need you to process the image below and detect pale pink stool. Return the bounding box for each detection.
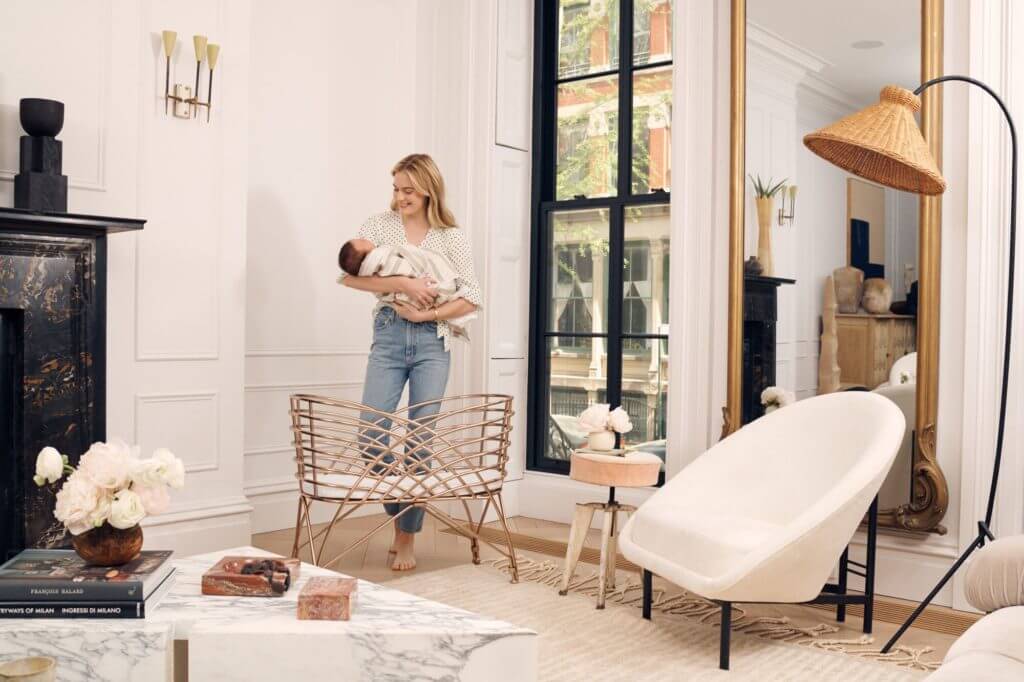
[559,450,662,608]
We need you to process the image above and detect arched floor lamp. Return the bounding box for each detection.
[803,78,1017,653]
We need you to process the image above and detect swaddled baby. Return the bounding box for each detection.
[337,239,476,337]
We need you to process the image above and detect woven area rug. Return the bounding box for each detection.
[387,558,934,681]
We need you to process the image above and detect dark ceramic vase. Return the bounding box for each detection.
[20,98,65,137]
[71,523,143,566]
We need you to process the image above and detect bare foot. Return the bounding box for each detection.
[391,529,417,571]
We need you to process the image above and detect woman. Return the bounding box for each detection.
[342,153,481,571]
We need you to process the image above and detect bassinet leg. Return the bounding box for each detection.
[290,496,306,559]
[493,492,519,583]
[302,497,320,566]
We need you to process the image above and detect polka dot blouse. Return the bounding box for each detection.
[352,211,483,349]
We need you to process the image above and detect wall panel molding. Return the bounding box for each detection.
[495,0,532,150]
[132,1,229,363]
[134,391,220,473]
[244,380,363,393]
[0,0,111,192]
[245,348,370,358]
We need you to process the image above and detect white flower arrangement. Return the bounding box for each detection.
[34,440,185,535]
[578,403,634,435]
[760,386,795,414]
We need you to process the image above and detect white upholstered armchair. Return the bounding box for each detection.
[619,391,905,670]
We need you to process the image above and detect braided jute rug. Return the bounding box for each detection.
[387,556,939,681]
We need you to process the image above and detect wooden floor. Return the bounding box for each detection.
[252,513,960,661]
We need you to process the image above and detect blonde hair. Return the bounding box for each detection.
[390,153,458,229]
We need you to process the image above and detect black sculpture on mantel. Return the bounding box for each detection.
[14,98,68,213]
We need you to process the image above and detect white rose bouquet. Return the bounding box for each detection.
[760,386,796,414]
[34,440,185,535]
[578,403,633,451]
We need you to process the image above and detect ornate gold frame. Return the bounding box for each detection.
[726,0,949,533]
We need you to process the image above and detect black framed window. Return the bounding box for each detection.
[528,0,673,475]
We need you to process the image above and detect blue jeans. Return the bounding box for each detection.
[360,307,450,534]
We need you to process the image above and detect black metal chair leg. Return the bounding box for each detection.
[642,569,652,620]
[836,547,849,623]
[719,601,732,670]
[864,496,878,634]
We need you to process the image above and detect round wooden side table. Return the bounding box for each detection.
[558,449,662,609]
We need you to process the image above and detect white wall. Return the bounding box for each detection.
[0,0,252,555]
[951,0,1024,610]
[244,0,532,532]
[244,0,416,531]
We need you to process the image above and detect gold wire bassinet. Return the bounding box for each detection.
[288,393,519,581]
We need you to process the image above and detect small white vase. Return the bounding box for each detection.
[587,430,616,451]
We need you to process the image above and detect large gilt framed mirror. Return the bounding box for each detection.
[726,0,948,533]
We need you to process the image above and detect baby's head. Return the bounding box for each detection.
[338,239,375,276]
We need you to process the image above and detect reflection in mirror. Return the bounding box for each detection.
[743,0,921,512]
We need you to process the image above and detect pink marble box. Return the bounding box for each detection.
[297,576,359,621]
[202,556,301,597]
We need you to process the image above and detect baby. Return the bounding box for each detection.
[338,239,476,337]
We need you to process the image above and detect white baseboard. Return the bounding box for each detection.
[842,530,960,606]
[141,495,253,557]
[518,471,961,605]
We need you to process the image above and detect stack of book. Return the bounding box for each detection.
[0,549,176,618]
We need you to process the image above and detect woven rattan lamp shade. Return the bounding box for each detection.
[804,85,947,195]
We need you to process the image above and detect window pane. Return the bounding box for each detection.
[620,338,667,469]
[634,0,673,66]
[549,209,609,333]
[557,75,619,199]
[559,0,620,78]
[546,336,608,461]
[622,204,670,334]
[632,65,672,194]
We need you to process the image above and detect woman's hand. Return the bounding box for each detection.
[392,302,433,323]
[399,275,438,308]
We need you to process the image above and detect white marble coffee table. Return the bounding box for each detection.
[0,546,537,682]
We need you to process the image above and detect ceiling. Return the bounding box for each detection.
[748,0,920,106]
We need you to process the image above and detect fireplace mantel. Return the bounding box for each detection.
[0,207,144,560]
[0,207,144,235]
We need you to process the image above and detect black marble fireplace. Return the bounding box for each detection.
[0,207,143,560]
[742,274,795,424]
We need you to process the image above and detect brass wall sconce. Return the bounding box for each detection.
[777,184,798,225]
[161,30,220,122]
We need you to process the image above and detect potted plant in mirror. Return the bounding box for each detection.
[749,175,788,277]
[33,440,185,566]
[760,386,796,415]
[577,403,634,452]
